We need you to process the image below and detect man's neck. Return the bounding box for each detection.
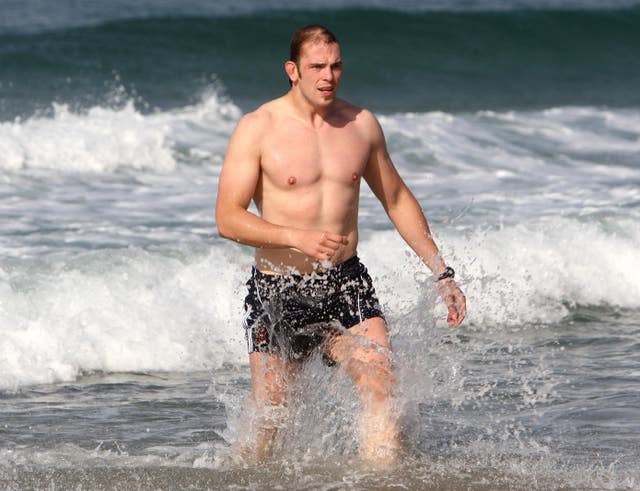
[286,90,335,127]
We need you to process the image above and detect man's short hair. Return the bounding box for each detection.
[289,24,339,64]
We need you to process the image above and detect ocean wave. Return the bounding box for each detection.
[0,245,250,391]
[3,102,640,181]
[377,106,640,220]
[363,217,640,328]
[1,215,639,390]
[2,0,638,35]
[0,88,240,173]
[2,7,639,118]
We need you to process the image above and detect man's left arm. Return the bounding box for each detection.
[361,111,466,328]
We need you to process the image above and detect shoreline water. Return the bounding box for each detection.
[0,465,525,491]
[2,1,640,488]
[1,360,638,490]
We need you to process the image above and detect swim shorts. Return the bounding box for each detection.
[242,256,384,361]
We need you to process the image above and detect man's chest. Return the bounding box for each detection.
[260,124,371,188]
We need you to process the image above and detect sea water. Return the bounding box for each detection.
[1,1,640,489]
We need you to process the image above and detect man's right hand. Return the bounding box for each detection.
[290,229,349,261]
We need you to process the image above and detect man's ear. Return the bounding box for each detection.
[284,60,299,84]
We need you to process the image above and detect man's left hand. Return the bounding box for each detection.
[437,279,466,328]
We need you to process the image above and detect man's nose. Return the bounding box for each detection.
[323,66,335,80]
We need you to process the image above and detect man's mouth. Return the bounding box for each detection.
[318,86,334,93]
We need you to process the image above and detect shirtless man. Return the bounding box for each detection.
[215,25,466,467]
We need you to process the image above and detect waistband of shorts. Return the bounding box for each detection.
[252,255,361,281]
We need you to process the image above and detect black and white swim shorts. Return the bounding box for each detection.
[242,256,384,361]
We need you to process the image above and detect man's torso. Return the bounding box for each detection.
[253,98,372,273]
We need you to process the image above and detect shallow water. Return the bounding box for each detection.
[2,0,640,489]
[2,310,639,489]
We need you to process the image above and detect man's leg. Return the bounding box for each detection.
[237,351,299,463]
[326,317,401,467]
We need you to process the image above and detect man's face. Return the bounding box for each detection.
[294,41,342,108]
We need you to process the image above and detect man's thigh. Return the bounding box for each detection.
[326,316,391,365]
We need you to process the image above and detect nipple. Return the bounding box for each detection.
[351,172,359,181]
[287,176,297,185]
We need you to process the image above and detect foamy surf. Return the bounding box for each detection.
[0,88,240,172]
[1,213,638,390]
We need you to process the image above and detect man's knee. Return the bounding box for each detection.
[337,339,395,401]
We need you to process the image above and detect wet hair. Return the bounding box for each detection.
[289,24,339,65]
[287,25,339,86]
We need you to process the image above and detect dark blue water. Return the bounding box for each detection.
[2,5,640,119]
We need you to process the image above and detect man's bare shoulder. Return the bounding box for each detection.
[236,104,271,131]
[333,99,382,139]
[332,98,374,120]
[235,97,289,134]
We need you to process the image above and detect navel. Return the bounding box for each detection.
[351,172,359,181]
[287,176,297,186]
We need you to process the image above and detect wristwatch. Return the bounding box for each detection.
[436,266,455,281]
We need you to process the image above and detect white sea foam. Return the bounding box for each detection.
[0,88,240,173]
[373,107,640,242]
[363,215,640,328]
[1,213,638,390]
[0,245,250,390]
[2,103,640,389]
[380,107,640,196]
[3,102,639,239]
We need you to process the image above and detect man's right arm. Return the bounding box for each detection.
[215,112,347,259]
